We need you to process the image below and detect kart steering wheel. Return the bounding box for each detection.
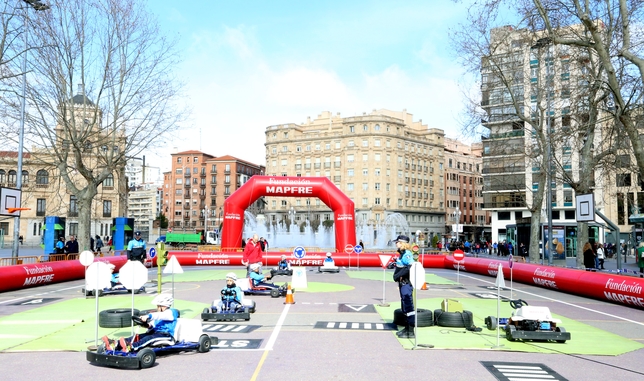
[509,299,528,309]
[131,315,150,328]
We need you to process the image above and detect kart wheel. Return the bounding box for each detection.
[248,301,256,313]
[270,289,280,298]
[137,348,156,369]
[393,308,433,327]
[198,334,211,353]
[485,316,497,330]
[434,309,473,328]
[555,327,567,343]
[203,307,211,314]
[287,270,293,276]
[99,308,140,328]
[505,324,517,341]
[97,289,104,297]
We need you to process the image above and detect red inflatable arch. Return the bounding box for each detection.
[221,176,355,252]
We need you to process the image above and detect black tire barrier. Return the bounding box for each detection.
[393,308,434,327]
[99,308,140,328]
[485,315,497,330]
[434,309,473,328]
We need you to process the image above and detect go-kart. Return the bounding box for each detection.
[501,299,571,343]
[318,259,340,273]
[238,277,288,298]
[82,284,146,297]
[87,315,216,369]
[270,267,293,277]
[201,290,251,321]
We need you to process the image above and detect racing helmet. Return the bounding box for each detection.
[225,272,237,281]
[326,252,332,257]
[152,294,173,307]
[281,255,286,260]
[250,263,260,271]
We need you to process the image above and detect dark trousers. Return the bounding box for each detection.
[398,281,415,326]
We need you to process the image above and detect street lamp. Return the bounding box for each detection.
[12,0,50,260]
[531,37,554,266]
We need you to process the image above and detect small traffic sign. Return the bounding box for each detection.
[344,244,354,254]
[149,247,157,259]
[453,249,465,261]
[354,245,363,254]
[378,254,393,269]
[293,246,306,259]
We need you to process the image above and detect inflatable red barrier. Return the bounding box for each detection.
[444,256,644,310]
[0,256,128,293]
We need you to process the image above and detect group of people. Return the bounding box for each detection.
[583,242,606,271]
[53,234,113,255]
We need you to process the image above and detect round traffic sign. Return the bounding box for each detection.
[453,249,465,261]
[354,245,363,254]
[293,246,306,259]
[79,250,95,266]
[344,244,354,254]
[85,261,111,291]
[149,247,157,259]
[118,260,148,290]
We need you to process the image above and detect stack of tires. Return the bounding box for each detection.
[392,307,474,328]
[98,308,141,328]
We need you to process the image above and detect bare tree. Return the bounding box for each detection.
[451,1,622,265]
[2,0,186,251]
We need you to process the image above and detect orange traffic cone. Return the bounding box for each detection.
[284,284,295,304]
[421,282,428,290]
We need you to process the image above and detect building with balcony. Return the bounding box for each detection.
[162,151,265,233]
[264,109,446,243]
[444,138,490,243]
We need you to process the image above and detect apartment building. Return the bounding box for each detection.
[481,25,612,252]
[444,138,489,242]
[162,151,265,233]
[264,109,446,242]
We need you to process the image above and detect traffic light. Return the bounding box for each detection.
[157,242,168,266]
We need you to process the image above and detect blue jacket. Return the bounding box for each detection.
[395,249,414,267]
[127,238,146,250]
[146,308,179,336]
[221,285,243,303]
[249,271,267,286]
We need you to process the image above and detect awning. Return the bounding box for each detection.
[112,225,133,231]
[54,224,64,230]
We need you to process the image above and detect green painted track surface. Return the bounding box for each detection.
[377,297,644,355]
[0,297,204,352]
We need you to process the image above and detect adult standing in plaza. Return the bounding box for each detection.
[392,234,415,338]
[637,243,644,278]
[242,234,262,276]
[127,230,147,263]
[64,235,79,254]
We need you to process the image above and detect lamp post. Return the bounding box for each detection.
[12,0,50,260]
[532,37,554,266]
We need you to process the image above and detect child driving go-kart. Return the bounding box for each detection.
[270,255,293,277]
[214,272,244,312]
[103,294,179,353]
[245,263,289,297]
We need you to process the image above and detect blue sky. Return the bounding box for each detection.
[146,0,476,170]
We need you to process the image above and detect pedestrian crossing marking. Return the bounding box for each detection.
[202,323,259,333]
[314,321,397,331]
[481,361,568,381]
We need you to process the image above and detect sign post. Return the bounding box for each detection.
[493,263,506,349]
[344,244,354,269]
[410,262,433,349]
[354,244,363,270]
[378,254,393,307]
[508,254,514,299]
[453,249,465,284]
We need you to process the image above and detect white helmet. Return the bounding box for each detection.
[326,252,332,257]
[226,272,237,281]
[250,263,260,271]
[281,255,286,260]
[152,294,173,307]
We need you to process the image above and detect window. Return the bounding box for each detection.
[363,124,368,131]
[347,183,354,191]
[347,154,354,162]
[617,173,632,187]
[362,183,368,191]
[347,169,354,177]
[36,170,49,185]
[36,198,46,216]
[374,139,381,147]
[362,154,368,161]
[69,195,78,216]
[375,124,380,131]
[176,178,183,184]
[21,170,28,185]
[362,140,368,147]
[362,169,368,176]
[177,157,182,163]
[103,174,114,187]
[8,170,16,185]
[103,200,112,217]
[193,157,198,163]
[0,169,4,183]
[375,183,381,190]
[375,153,381,161]
[69,223,78,236]
[350,126,355,133]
